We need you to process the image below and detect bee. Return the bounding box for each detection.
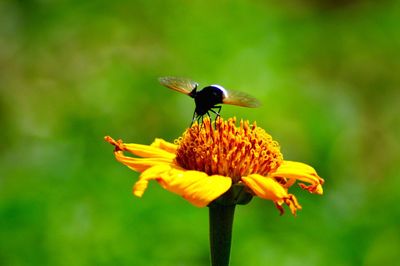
[159,76,261,124]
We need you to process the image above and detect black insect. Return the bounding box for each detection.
[159,76,261,124]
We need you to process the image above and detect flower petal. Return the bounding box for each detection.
[135,165,232,207]
[241,174,302,215]
[123,143,175,159]
[133,164,172,197]
[271,161,324,194]
[172,171,232,207]
[114,150,174,172]
[151,138,178,154]
[241,174,287,201]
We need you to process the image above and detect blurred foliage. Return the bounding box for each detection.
[1,0,399,265]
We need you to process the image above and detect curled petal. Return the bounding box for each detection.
[105,136,175,159]
[241,174,302,215]
[105,136,124,150]
[271,161,324,194]
[135,165,232,207]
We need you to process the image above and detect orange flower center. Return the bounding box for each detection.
[175,117,283,183]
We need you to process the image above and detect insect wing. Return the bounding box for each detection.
[158,76,198,95]
[222,89,261,108]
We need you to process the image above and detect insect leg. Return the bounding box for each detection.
[197,115,205,129]
[190,110,197,127]
[196,114,202,124]
[206,111,214,129]
[206,111,212,120]
[210,105,222,121]
[208,106,221,129]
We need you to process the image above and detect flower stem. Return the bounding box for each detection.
[208,203,236,266]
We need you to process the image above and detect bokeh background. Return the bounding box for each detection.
[1,0,399,265]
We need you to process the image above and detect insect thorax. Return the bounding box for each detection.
[194,86,224,115]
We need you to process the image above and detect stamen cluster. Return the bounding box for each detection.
[175,118,283,183]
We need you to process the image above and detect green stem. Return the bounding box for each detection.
[209,203,236,266]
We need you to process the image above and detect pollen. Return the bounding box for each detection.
[175,117,283,183]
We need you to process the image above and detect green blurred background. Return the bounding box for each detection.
[1,0,399,265]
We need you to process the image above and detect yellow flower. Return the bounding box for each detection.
[105,117,324,215]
